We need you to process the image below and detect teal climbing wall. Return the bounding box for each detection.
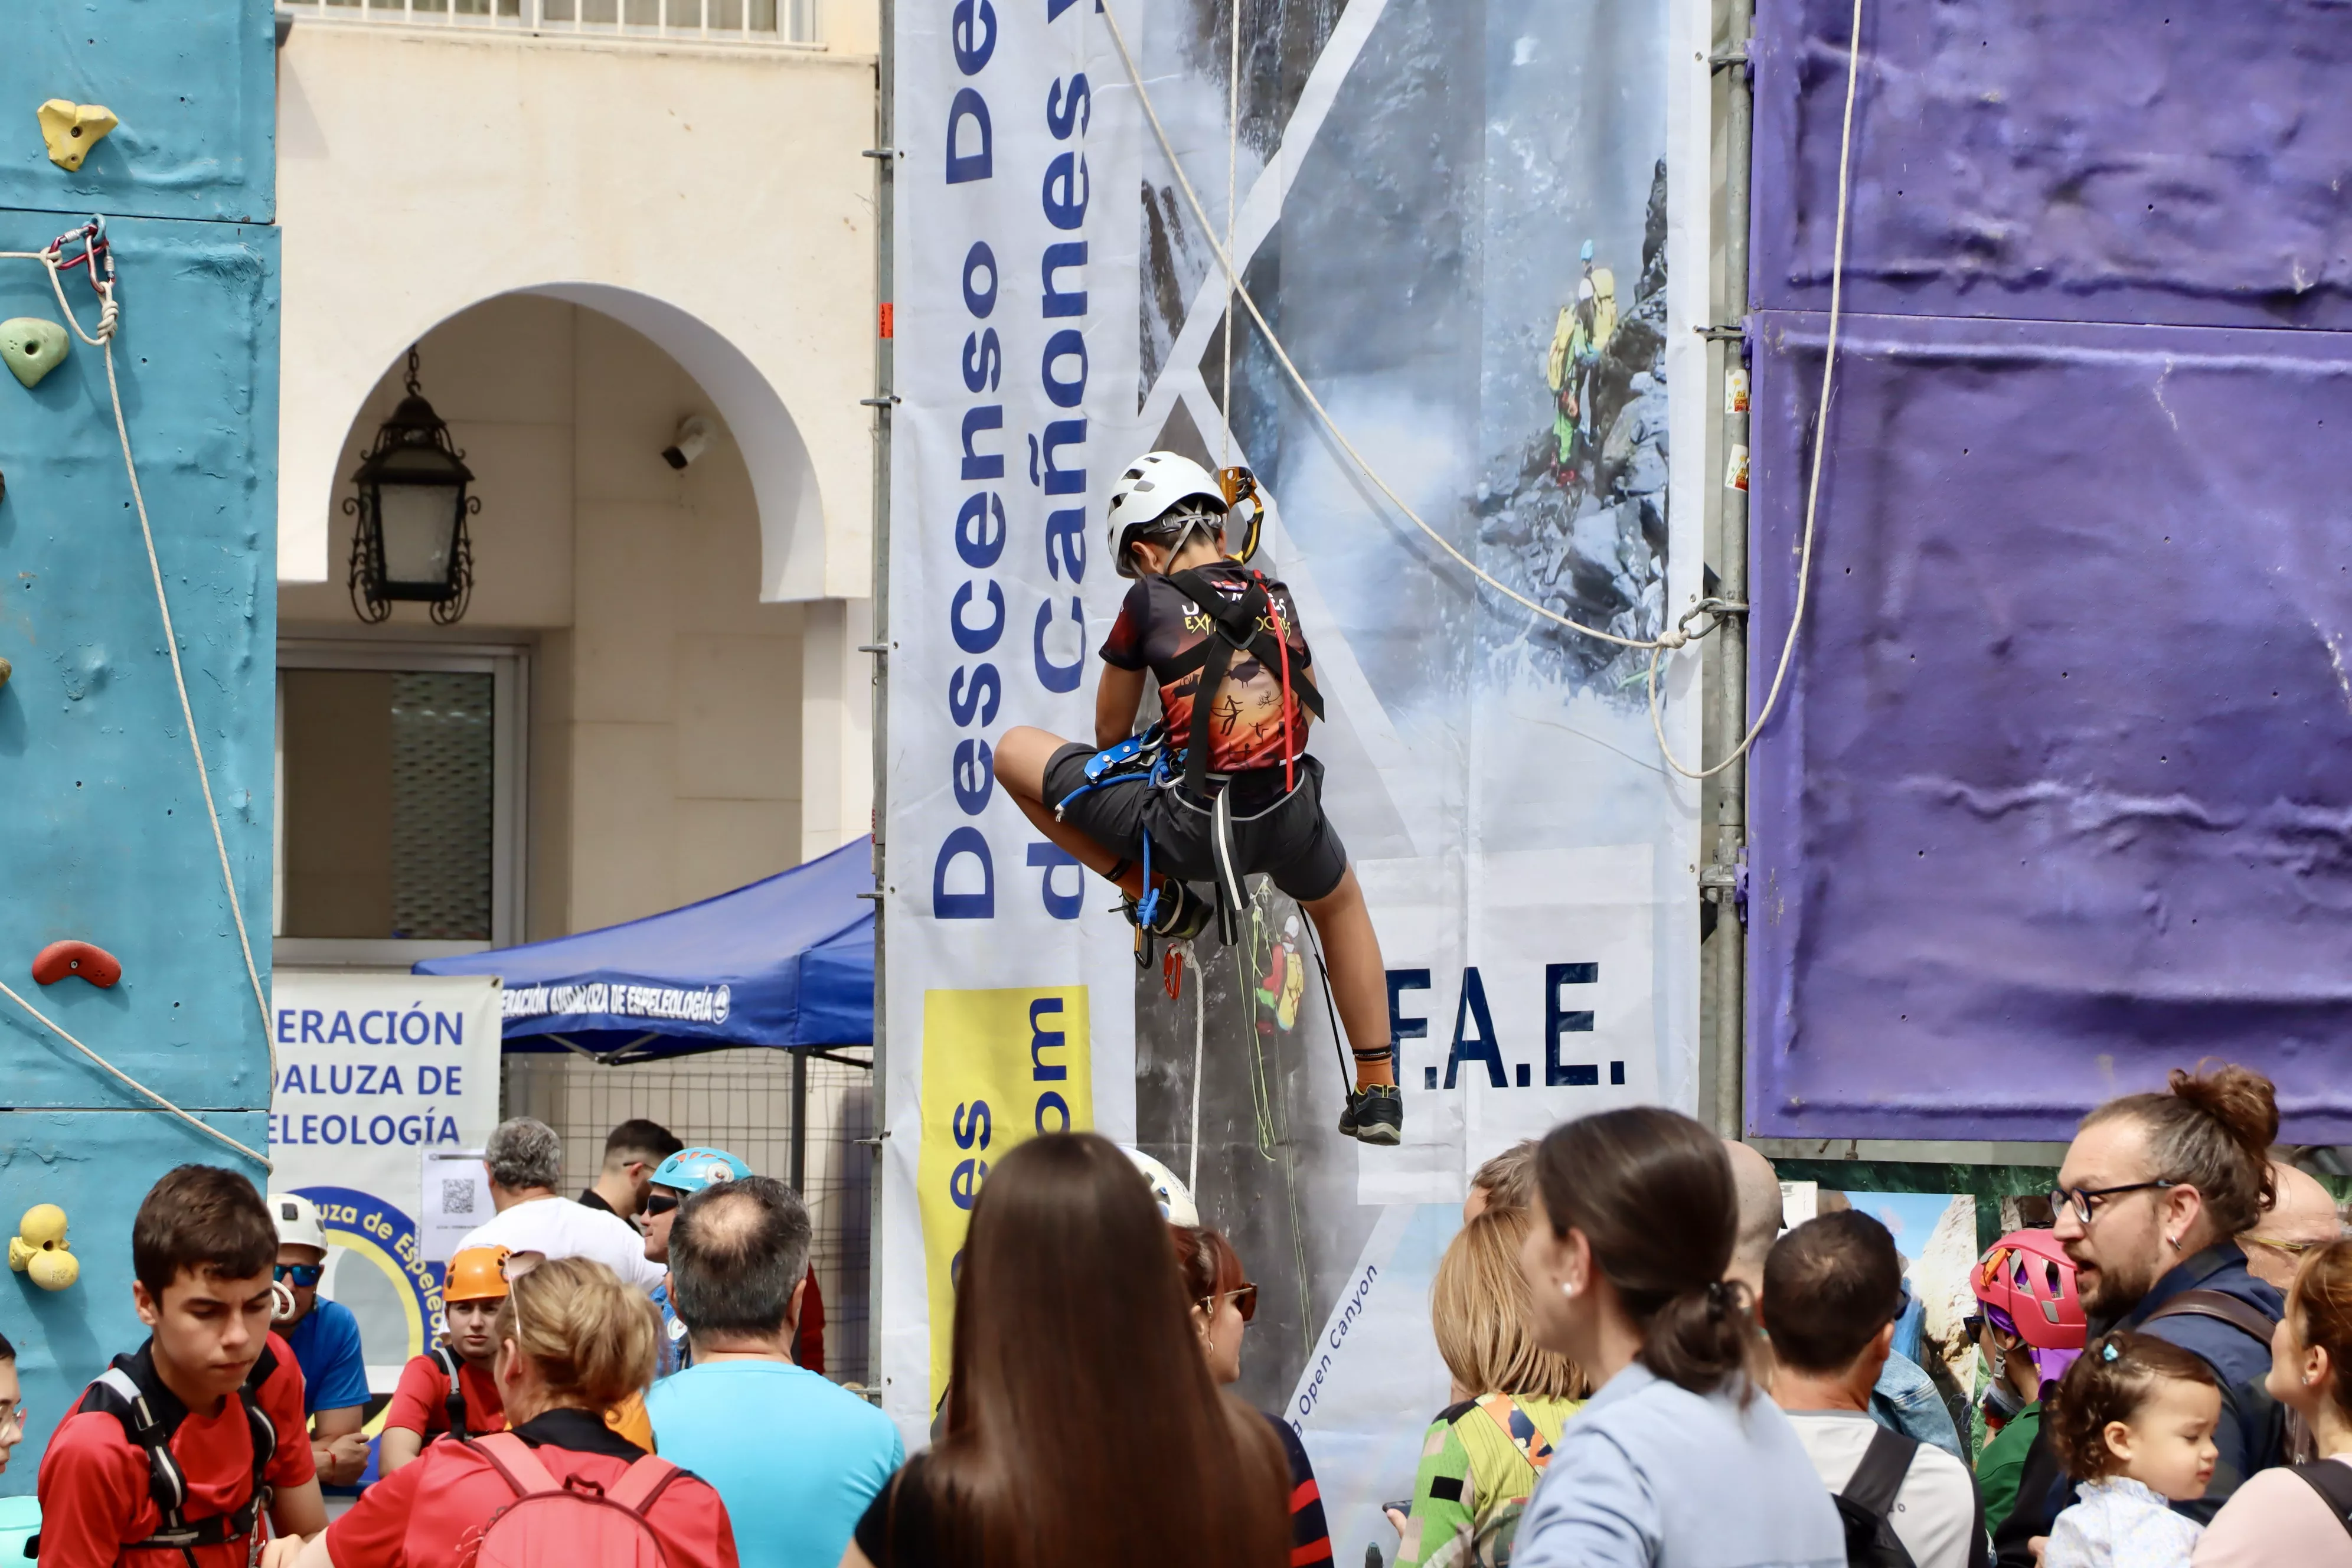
[0,2,276,1490]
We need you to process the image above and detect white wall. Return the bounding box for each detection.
[280,296,871,935]
[276,20,878,603]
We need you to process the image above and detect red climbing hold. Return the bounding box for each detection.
[31,941,121,988]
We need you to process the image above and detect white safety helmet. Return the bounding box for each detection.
[1106,451,1227,579]
[1122,1146,1200,1227]
[269,1193,328,1255]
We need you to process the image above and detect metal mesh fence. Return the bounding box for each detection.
[388,671,494,940]
[501,1048,876,1386]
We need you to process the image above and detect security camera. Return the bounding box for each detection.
[662,415,716,471]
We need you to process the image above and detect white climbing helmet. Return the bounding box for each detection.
[269,1192,328,1255]
[1123,1146,1200,1227]
[1106,451,1227,579]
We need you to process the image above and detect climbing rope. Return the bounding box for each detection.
[1097,1,1863,780]
[0,219,276,1165]
[1644,0,1864,780]
[1178,937,1206,1196]
[0,975,265,1166]
[1219,0,1243,471]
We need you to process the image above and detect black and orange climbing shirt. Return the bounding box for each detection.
[1100,560,1314,780]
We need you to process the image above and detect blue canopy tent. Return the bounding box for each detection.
[414,836,874,1063]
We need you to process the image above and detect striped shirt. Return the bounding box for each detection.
[1269,1415,1334,1566]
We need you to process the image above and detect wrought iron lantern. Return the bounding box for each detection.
[346,347,478,624]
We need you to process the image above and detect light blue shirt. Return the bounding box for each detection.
[645,1360,902,1568]
[1513,1363,1846,1568]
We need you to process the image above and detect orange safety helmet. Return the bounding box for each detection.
[444,1245,512,1304]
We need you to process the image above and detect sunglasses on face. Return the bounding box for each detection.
[645,1193,681,1217]
[275,1263,324,1289]
[1198,1283,1259,1324]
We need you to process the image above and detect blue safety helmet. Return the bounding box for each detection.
[650,1146,752,1194]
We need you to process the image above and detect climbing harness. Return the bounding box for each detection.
[79,1340,281,1559]
[0,218,273,1168]
[1094,0,1866,783]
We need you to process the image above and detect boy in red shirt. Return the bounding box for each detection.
[378,1246,508,1472]
[39,1165,327,1568]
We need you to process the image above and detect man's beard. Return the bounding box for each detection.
[2078,1250,2165,1320]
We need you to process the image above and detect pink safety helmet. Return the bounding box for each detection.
[1974,1229,2086,1384]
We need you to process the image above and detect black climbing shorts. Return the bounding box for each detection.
[1044,743,1351,904]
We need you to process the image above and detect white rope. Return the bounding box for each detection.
[1100,5,1662,651]
[1219,0,1242,470]
[1097,2,1861,779]
[1646,0,1864,780]
[0,230,277,1161]
[0,975,267,1166]
[1181,937,1205,1197]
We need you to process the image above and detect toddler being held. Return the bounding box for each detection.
[2043,1330,2220,1568]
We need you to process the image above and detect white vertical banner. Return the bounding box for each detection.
[883,0,1145,1442]
[267,972,503,1381]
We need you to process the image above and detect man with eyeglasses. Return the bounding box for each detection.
[267,1194,371,1489]
[1991,1064,2287,1567]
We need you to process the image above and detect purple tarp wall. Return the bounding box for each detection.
[1745,0,2352,1139]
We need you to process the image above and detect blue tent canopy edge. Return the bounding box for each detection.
[414,836,875,1061]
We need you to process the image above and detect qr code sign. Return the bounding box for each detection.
[441,1179,475,1216]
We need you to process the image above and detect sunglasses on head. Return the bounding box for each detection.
[275,1262,324,1289]
[1198,1283,1259,1323]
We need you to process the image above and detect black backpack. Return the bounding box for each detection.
[1835,1426,1920,1568]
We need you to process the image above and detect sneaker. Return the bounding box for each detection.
[1339,1084,1403,1146]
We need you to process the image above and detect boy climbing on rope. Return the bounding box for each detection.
[998,451,1403,1146]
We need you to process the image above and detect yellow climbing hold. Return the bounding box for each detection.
[26,1249,78,1291]
[1,318,68,390]
[37,100,117,172]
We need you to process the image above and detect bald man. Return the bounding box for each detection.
[1726,1139,1966,1461]
[1723,1137,1785,1296]
[2241,1161,2344,1291]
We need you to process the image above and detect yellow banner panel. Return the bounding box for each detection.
[916,985,1093,1406]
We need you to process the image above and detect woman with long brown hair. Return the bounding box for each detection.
[845,1132,1291,1568]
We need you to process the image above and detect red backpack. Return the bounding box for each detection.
[461,1432,686,1568]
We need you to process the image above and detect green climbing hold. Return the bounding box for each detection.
[1,318,68,390]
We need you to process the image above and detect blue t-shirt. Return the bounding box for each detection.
[284,1297,371,1415]
[646,1361,902,1568]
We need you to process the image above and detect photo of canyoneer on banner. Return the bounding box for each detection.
[884,0,1706,1551]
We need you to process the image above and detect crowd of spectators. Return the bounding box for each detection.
[23,1061,2352,1568]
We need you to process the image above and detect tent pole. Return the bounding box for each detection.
[790,1047,810,1193]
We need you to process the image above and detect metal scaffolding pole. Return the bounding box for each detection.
[864,0,896,1393]
[1701,0,1753,1139]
